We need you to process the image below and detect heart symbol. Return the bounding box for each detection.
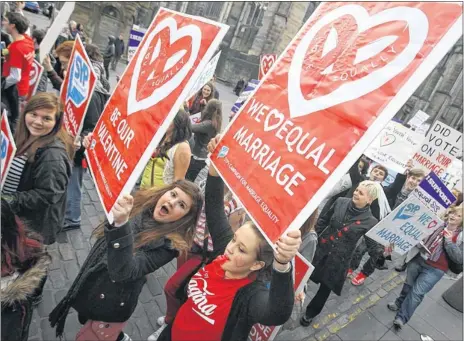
[128,17,201,115]
[29,62,39,86]
[260,55,276,76]
[264,108,285,132]
[380,133,396,147]
[288,4,428,119]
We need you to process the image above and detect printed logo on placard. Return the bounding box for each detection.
[127,17,202,115]
[66,51,90,108]
[288,4,428,118]
[393,203,420,221]
[260,55,276,76]
[29,62,39,86]
[218,146,229,158]
[1,131,8,160]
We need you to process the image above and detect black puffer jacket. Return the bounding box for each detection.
[6,138,72,244]
[311,197,378,295]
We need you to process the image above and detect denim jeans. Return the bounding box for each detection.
[64,165,85,227]
[395,256,444,324]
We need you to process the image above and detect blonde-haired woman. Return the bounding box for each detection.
[388,205,463,330]
[300,181,380,326]
[1,92,73,245]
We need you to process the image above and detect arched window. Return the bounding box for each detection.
[102,5,119,19]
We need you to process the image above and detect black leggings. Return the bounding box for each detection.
[304,283,332,319]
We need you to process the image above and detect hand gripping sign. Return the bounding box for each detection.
[210,2,462,244]
[258,54,277,81]
[27,59,44,101]
[60,35,97,138]
[1,110,17,189]
[85,8,228,221]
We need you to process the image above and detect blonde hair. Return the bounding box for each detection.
[358,180,382,202]
[442,205,463,227]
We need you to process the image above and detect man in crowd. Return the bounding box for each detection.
[111,34,125,71]
[1,12,34,129]
[103,35,115,80]
[210,74,220,99]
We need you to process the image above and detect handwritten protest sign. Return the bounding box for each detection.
[186,51,221,100]
[364,121,423,174]
[61,35,97,137]
[230,79,259,119]
[258,54,277,80]
[27,59,44,100]
[366,196,442,255]
[86,8,228,219]
[211,2,463,243]
[442,158,462,191]
[1,111,17,189]
[408,110,430,132]
[249,253,314,341]
[128,25,147,62]
[412,120,462,177]
[413,171,456,217]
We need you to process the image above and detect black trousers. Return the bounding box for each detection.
[350,237,384,277]
[103,58,111,80]
[304,283,332,319]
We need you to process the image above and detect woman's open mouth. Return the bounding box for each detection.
[159,204,170,216]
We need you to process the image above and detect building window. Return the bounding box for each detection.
[102,5,119,19]
[204,2,223,20]
[246,2,266,26]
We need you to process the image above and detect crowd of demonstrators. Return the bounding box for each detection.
[388,205,463,330]
[1,11,34,129]
[112,34,125,71]
[188,82,216,115]
[186,99,222,181]
[141,109,193,190]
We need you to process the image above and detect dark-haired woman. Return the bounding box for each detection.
[188,82,215,115]
[1,199,50,341]
[153,135,300,341]
[49,180,203,341]
[186,99,222,181]
[141,109,192,189]
[1,92,73,244]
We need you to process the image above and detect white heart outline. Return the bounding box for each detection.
[29,62,39,86]
[128,17,201,116]
[288,4,429,119]
[260,54,276,77]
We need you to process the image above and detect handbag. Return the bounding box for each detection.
[75,320,127,341]
[442,236,463,275]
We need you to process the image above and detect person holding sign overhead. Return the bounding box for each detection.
[49,180,203,341]
[300,181,381,327]
[154,135,300,341]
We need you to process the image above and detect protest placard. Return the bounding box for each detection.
[60,35,97,138]
[366,195,442,255]
[364,121,423,174]
[210,2,463,243]
[185,51,221,100]
[442,158,462,191]
[249,253,314,341]
[413,171,456,217]
[412,120,462,177]
[85,8,228,219]
[230,79,259,119]
[39,2,75,62]
[1,110,17,189]
[258,54,277,80]
[128,25,147,62]
[27,59,44,101]
[408,110,430,131]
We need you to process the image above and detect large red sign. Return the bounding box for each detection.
[61,35,97,137]
[249,253,314,341]
[1,111,17,189]
[85,8,228,220]
[258,54,277,81]
[211,2,462,243]
[27,59,44,101]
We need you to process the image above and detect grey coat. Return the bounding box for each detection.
[311,198,378,295]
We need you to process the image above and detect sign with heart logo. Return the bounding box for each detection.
[380,133,396,147]
[211,2,462,244]
[85,8,229,219]
[1,110,17,189]
[27,59,44,101]
[60,35,97,137]
[258,54,277,81]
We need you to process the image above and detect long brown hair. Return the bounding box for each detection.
[201,99,222,135]
[14,92,74,161]
[93,180,203,253]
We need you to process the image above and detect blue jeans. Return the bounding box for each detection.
[64,165,85,227]
[395,256,444,324]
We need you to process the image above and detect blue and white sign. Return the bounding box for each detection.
[128,25,147,61]
[230,79,259,118]
[414,171,456,216]
[66,51,91,108]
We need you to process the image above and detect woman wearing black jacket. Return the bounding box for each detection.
[300,181,380,327]
[49,180,203,341]
[155,135,300,341]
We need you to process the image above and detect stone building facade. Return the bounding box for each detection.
[70,2,462,132]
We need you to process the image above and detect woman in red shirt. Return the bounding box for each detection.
[152,135,301,341]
